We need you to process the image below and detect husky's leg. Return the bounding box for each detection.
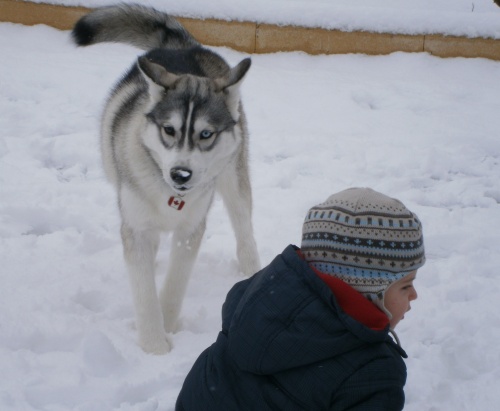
[217,158,261,276]
[121,224,169,354]
[159,220,206,333]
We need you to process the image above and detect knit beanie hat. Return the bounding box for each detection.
[301,187,425,317]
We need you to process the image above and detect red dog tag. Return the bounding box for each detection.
[168,196,185,211]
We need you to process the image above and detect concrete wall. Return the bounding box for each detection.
[1,0,500,60]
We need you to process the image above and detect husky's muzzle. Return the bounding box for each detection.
[170,166,192,191]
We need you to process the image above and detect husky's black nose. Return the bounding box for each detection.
[170,167,192,184]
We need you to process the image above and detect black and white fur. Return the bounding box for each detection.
[72,4,260,354]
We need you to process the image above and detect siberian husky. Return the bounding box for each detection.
[72,4,260,354]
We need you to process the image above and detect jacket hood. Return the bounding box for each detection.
[222,245,404,375]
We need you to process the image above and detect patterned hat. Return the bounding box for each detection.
[301,187,425,316]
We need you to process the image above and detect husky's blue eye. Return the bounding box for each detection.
[163,125,175,136]
[200,130,214,140]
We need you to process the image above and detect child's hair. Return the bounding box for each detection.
[301,187,425,316]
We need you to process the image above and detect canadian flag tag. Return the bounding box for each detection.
[168,196,185,211]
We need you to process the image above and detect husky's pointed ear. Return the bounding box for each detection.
[215,58,251,119]
[137,56,179,95]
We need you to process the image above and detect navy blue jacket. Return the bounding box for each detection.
[176,245,408,410]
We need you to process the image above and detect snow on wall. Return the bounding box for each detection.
[23,0,500,39]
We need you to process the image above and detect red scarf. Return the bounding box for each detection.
[297,250,389,331]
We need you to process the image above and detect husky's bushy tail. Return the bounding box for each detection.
[72,3,199,51]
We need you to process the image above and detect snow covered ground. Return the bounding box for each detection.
[1,19,500,411]
[25,0,500,38]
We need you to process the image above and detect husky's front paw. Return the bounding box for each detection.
[163,316,179,334]
[237,245,261,277]
[139,335,171,355]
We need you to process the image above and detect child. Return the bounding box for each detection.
[176,187,425,411]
